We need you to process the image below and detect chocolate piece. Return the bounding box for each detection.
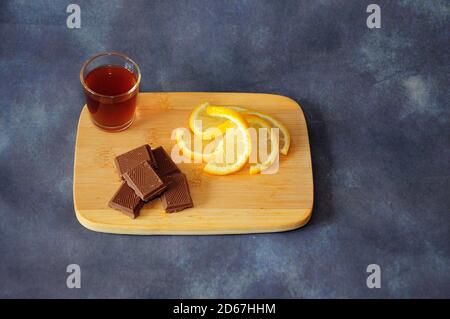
[153,146,180,177]
[161,173,193,213]
[148,146,157,168]
[114,144,157,178]
[123,161,167,201]
[108,182,144,219]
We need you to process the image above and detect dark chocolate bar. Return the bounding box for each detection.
[161,173,193,213]
[153,146,180,177]
[108,182,144,219]
[114,144,157,178]
[123,161,167,201]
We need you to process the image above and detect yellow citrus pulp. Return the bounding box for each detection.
[176,102,290,175]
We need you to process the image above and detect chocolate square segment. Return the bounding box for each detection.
[115,144,157,178]
[153,146,180,177]
[161,173,193,213]
[108,182,144,219]
[123,161,167,202]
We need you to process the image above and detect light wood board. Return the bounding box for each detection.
[73,92,313,235]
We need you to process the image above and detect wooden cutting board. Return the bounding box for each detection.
[73,92,313,235]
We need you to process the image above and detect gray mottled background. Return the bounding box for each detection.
[0,0,449,298]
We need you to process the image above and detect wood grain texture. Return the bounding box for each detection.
[73,92,313,235]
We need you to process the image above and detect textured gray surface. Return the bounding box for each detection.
[0,0,449,298]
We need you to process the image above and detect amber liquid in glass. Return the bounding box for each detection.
[85,65,138,128]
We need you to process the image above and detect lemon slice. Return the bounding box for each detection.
[230,106,290,155]
[203,106,251,175]
[174,127,223,163]
[245,115,280,174]
[189,102,233,140]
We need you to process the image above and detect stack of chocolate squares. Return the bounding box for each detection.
[108,145,193,218]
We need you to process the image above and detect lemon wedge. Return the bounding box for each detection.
[245,115,279,174]
[202,106,251,175]
[230,106,290,155]
[189,102,233,140]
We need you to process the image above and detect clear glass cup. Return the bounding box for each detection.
[80,52,141,132]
